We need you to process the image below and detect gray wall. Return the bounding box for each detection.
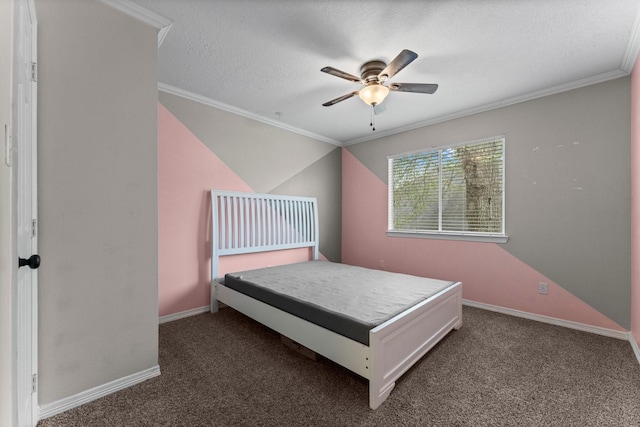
[159,91,343,261]
[36,0,159,404]
[271,148,342,262]
[158,91,337,193]
[347,77,631,328]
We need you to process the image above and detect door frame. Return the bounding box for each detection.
[13,0,38,425]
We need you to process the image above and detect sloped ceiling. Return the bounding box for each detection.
[129,0,640,145]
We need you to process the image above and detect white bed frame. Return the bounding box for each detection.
[210,190,462,409]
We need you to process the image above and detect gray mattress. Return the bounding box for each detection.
[223,261,456,345]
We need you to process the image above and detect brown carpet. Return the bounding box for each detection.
[38,306,640,426]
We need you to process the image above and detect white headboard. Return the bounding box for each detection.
[210,190,319,280]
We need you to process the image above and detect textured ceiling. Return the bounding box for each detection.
[130,0,640,145]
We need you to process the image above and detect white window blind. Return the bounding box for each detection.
[388,137,505,239]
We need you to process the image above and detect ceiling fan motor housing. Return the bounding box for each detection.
[361,60,387,83]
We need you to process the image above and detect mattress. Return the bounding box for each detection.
[223,261,456,345]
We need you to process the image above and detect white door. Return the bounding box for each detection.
[14,0,38,425]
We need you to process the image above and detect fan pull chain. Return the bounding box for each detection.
[370,106,376,131]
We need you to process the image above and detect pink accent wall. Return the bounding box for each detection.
[159,103,252,315]
[158,104,315,316]
[342,148,625,331]
[631,58,640,346]
[219,249,317,276]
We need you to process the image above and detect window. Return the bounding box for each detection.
[388,136,507,242]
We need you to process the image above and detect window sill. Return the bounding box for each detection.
[387,230,509,243]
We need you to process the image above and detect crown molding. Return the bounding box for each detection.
[344,69,629,146]
[158,83,342,147]
[162,66,627,148]
[622,1,640,73]
[100,0,173,47]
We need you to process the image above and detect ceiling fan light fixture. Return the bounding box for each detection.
[359,84,389,106]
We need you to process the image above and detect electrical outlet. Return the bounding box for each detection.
[538,282,548,295]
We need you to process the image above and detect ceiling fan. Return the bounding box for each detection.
[321,49,438,109]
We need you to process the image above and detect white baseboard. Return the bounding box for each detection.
[631,334,640,366]
[38,365,161,420]
[462,299,630,341]
[159,305,210,324]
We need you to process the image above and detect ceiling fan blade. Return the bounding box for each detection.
[320,66,362,83]
[389,83,439,94]
[322,91,359,107]
[379,49,418,81]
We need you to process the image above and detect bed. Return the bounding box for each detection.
[210,190,462,409]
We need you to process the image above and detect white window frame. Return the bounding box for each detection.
[387,136,508,243]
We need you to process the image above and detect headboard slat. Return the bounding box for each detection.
[211,190,320,280]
